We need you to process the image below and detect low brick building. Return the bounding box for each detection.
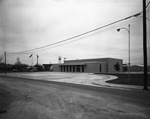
[52,57,123,73]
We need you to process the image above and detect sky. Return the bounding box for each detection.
[0,0,150,65]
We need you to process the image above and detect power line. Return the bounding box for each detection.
[6,17,143,60]
[28,16,143,53]
[9,12,142,54]
[146,1,150,8]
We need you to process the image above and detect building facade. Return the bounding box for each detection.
[52,58,123,73]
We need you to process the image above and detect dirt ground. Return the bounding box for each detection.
[0,75,150,119]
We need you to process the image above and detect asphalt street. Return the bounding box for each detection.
[0,74,150,119]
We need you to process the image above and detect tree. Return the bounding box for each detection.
[13,57,28,72]
[114,62,120,73]
[15,57,21,65]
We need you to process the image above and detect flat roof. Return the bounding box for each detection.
[65,57,123,62]
[59,63,86,66]
[59,62,106,66]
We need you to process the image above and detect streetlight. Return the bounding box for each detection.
[117,24,130,80]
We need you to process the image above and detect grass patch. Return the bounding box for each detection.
[106,73,150,86]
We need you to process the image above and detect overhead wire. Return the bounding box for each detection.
[6,16,142,64]
[4,3,150,65]
[8,11,142,55]
[4,2,150,55]
[23,16,143,53]
[146,1,150,8]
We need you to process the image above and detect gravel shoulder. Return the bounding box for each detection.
[0,75,150,119]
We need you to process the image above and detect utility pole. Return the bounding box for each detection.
[32,54,33,67]
[4,51,6,75]
[143,0,148,90]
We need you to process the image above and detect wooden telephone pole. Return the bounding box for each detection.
[4,51,6,75]
[143,0,148,90]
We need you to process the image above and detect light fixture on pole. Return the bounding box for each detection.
[37,55,39,66]
[117,24,130,80]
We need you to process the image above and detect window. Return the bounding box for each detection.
[73,66,75,72]
[70,66,72,72]
[100,64,101,72]
[82,65,84,72]
[64,66,66,72]
[60,66,62,72]
[77,65,80,72]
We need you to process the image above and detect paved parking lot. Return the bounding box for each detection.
[5,72,110,85]
[4,72,144,90]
